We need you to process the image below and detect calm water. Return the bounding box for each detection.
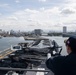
[0,36,68,55]
[0,37,25,51]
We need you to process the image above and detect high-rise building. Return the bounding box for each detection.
[63,26,67,33]
[34,29,42,36]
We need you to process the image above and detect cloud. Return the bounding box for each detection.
[0,4,9,8]
[0,7,61,31]
[8,16,18,20]
[61,8,76,14]
[63,20,76,25]
[0,7,74,31]
[15,0,20,3]
[38,0,47,2]
[63,0,76,10]
[0,0,76,31]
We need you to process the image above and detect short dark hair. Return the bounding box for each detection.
[65,37,76,53]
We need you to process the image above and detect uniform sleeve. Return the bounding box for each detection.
[46,56,65,73]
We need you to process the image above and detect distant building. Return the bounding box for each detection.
[34,29,42,36]
[63,26,67,33]
[0,29,2,34]
[8,30,16,35]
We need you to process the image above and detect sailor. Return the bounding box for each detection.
[46,37,76,75]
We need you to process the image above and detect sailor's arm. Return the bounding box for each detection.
[46,53,65,73]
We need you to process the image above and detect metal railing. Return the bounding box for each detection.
[0,67,50,72]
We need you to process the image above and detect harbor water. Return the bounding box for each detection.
[0,36,68,55]
[0,37,25,51]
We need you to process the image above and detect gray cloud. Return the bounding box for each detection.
[63,21,76,25]
[61,9,75,14]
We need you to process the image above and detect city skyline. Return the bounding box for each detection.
[0,0,76,31]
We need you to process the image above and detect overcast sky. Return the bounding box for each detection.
[0,0,76,31]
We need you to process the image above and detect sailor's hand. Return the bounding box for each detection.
[47,53,51,59]
[53,51,57,55]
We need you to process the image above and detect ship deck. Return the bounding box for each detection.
[0,48,54,75]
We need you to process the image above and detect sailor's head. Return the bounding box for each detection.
[64,37,76,54]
